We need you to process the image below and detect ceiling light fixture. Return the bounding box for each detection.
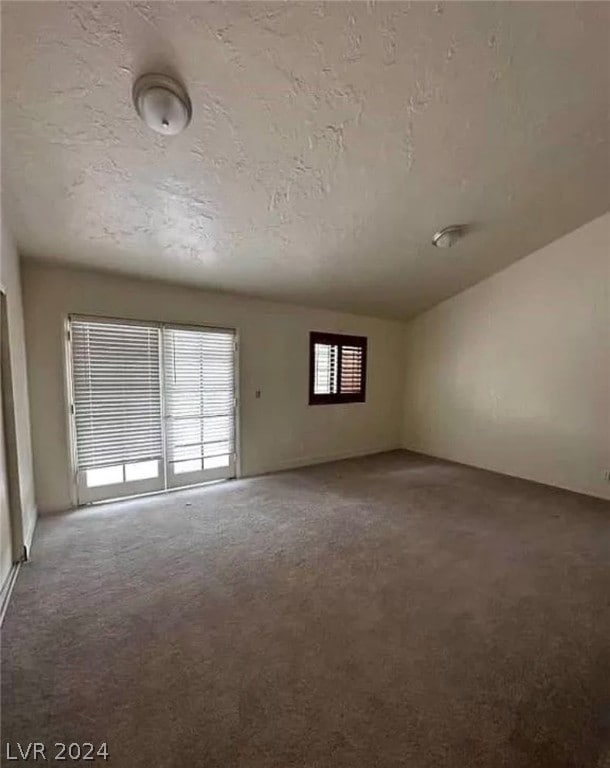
[133,73,192,136]
[432,225,464,248]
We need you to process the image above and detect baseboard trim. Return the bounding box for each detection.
[22,508,38,560]
[0,560,21,627]
[247,446,402,477]
[401,445,610,502]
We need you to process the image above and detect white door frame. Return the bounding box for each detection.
[65,313,240,505]
[0,288,26,561]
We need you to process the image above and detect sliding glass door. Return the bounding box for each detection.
[69,316,236,504]
[163,326,236,488]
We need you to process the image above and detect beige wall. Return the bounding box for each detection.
[21,215,609,515]
[402,213,610,500]
[22,262,405,514]
[0,215,37,589]
[0,314,11,589]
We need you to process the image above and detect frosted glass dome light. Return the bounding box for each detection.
[133,74,192,136]
[432,225,464,248]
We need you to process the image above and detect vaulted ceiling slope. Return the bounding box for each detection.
[2,2,609,319]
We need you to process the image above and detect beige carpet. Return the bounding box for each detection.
[2,450,609,767]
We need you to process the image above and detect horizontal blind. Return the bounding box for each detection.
[71,319,163,470]
[163,327,235,463]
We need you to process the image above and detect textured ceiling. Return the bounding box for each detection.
[2,1,609,319]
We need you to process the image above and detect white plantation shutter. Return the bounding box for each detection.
[340,345,364,393]
[71,318,163,470]
[313,343,338,395]
[309,332,367,404]
[162,326,235,467]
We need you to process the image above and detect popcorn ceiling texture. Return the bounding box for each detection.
[2,1,609,319]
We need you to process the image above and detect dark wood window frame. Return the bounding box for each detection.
[309,331,367,405]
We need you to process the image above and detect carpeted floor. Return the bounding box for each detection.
[1,450,609,767]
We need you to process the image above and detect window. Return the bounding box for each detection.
[69,316,237,504]
[309,332,367,405]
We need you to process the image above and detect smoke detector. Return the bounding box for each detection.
[432,225,464,248]
[133,74,192,136]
